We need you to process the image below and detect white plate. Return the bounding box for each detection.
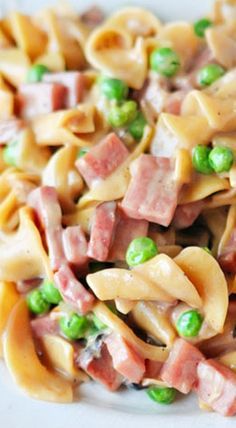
[0,0,234,427]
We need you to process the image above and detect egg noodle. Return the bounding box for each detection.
[0,0,236,416]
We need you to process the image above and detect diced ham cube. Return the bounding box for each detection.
[87,201,117,262]
[76,133,129,188]
[173,200,204,229]
[144,359,163,379]
[54,264,95,314]
[140,73,170,122]
[218,229,236,274]
[219,251,236,274]
[16,278,41,294]
[165,90,188,115]
[0,118,25,143]
[121,154,180,226]
[105,333,145,384]
[108,208,148,261]
[28,186,62,229]
[31,316,59,338]
[79,343,122,391]
[197,359,236,416]
[160,338,205,394]
[62,225,88,267]
[18,82,67,119]
[43,72,85,108]
[46,226,66,271]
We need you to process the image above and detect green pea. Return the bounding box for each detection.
[27,64,49,83]
[192,145,213,174]
[60,313,89,340]
[41,280,62,305]
[194,18,213,38]
[108,100,138,128]
[126,237,158,267]
[27,289,50,315]
[147,386,176,405]
[198,64,225,86]
[128,111,147,141]
[108,105,128,127]
[77,147,89,158]
[100,77,128,101]
[208,146,234,173]
[3,140,19,166]
[202,247,212,255]
[176,310,203,338]
[122,100,137,122]
[150,47,180,77]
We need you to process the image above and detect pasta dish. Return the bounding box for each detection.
[0,0,236,417]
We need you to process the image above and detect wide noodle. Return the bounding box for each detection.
[0,0,235,417]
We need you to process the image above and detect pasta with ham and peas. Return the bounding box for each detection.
[0,0,236,417]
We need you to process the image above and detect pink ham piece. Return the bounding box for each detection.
[28,186,66,271]
[105,333,145,384]
[160,338,205,393]
[54,264,95,314]
[16,278,42,294]
[164,90,188,115]
[43,72,85,108]
[87,201,117,262]
[108,208,148,261]
[139,73,170,122]
[80,6,104,28]
[79,343,122,391]
[218,229,236,274]
[0,118,25,143]
[121,154,180,226]
[173,200,204,229]
[28,186,61,229]
[31,316,59,338]
[18,82,67,119]
[62,225,88,267]
[76,133,129,188]
[144,360,163,379]
[46,227,66,272]
[197,359,236,416]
